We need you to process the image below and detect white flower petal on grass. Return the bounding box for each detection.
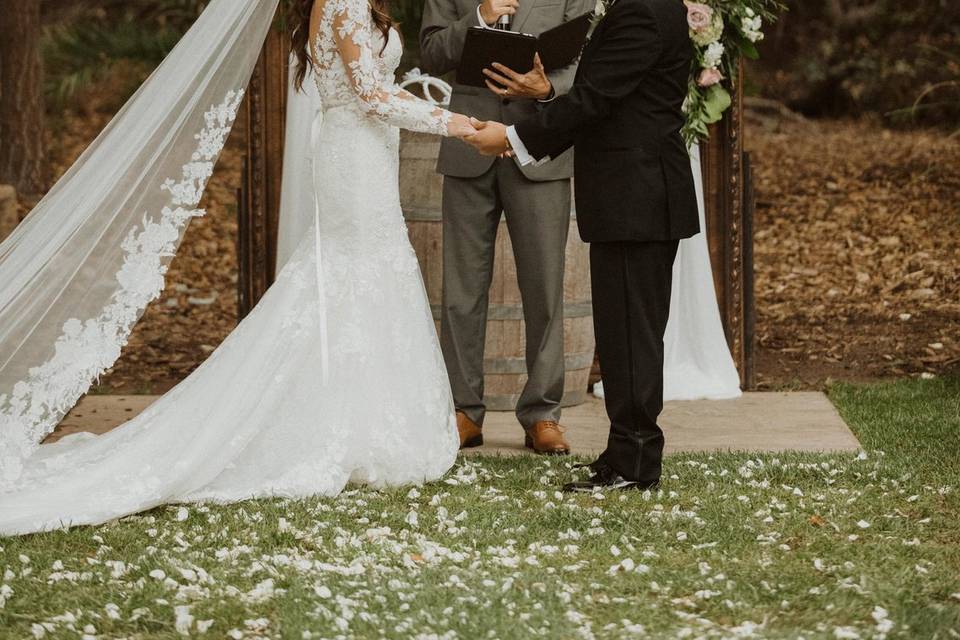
[871,606,894,636]
[856,520,870,529]
[174,605,194,636]
[149,569,166,580]
[175,507,189,522]
[0,584,13,609]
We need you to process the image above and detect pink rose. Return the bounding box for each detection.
[685,1,714,33]
[697,68,723,87]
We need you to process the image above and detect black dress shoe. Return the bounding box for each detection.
[562,463,660,493]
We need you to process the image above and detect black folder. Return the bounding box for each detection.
[456,11,593,89]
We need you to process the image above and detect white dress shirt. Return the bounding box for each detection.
[507,126,546,166]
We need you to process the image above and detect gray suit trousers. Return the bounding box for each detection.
[440,158,571,428]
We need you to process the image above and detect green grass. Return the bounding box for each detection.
[1,378,958,639]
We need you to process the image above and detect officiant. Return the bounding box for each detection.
[420,0,593,454]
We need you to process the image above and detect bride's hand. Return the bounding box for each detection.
[447,113,478,138]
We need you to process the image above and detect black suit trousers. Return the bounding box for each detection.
[590,239,679,482]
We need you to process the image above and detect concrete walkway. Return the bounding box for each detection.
[51,393,860,455]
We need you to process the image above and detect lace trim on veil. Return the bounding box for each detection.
[0,89,245,485]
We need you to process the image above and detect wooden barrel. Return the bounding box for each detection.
[400,130,595,410]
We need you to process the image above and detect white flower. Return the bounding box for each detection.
[741,11,764,42]
[703,41,725,69]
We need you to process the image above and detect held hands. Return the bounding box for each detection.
[479,0,519,26]
[484,53,553,101]
[448,113,479,138]
[464,118,512,157]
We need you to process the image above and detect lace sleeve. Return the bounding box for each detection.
[330,0,452,136]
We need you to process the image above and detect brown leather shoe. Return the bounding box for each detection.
[456,411,483,449]
[524,421,570,456]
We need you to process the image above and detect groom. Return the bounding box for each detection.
[466,0,700,491]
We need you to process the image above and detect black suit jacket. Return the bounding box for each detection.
[514,0,700,243]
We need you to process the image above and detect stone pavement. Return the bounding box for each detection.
[473,392,860,456]
[51,392,860,455]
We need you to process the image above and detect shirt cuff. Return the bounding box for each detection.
[507,126,549,166]
[476,5,492,28]
[537,85,557,103]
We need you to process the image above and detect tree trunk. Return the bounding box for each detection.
[0,0,46,198]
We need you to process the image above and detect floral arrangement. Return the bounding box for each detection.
[681,0,783,145]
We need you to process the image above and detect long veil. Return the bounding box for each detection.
[0,0,280,486]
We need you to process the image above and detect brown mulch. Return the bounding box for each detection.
[747,116,960,389]
[36,98,960,392]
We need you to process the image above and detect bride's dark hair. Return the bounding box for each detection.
[291,0,395,92]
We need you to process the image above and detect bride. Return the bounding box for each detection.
[0,0,479,536]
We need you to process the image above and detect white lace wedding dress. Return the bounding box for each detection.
[0,0,459,536]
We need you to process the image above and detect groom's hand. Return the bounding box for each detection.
[465,119,511,156]
[483,54,553,101]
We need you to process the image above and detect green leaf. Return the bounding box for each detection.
[702,85,732,123]
[740,39,760,60]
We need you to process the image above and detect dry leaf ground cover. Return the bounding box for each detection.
[748,118,960,389]
[1,376,957,639]
[38,103,959,391]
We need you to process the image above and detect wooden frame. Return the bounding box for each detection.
[237,23,289,318]
[237,25,756,387]
[700,63,756,388]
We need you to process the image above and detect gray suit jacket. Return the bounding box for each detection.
[419,0,593,181]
